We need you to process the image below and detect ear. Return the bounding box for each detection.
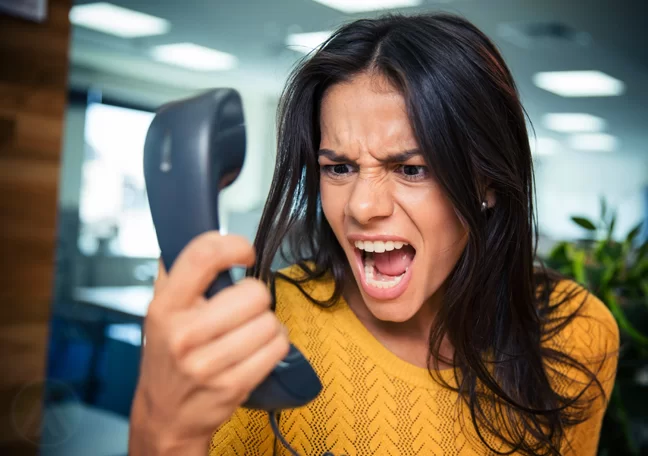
[485,188,497,209]
[480,179,497,210]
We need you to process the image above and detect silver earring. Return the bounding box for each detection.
[481,201,488,212]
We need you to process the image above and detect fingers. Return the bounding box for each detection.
[153,258,168,298]
[168,279,273,355]
[211,332,290,398]
[157,232,255,311]
[180,310,284,381]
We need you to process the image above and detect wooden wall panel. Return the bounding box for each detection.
[0,0,72,453]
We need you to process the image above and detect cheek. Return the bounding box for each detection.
[427,210,467,259]
[320,181,347,231]
[433,203,467,247]
[399,187,467,256]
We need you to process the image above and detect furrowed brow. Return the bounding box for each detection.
[317,148,422,164]
[317,149,353,163]
[378,149,422,164]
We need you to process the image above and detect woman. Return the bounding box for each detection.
[129,13,619,456]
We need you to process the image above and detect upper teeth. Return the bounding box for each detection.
[354,240,408,253]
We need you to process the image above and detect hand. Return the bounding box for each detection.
[128,232,289,455]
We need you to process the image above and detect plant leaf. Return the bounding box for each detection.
[600,196,607,221]
[641,280,648,310]
[572,216,597,231]
[638,240,648,261]
[605,290,648,346]
[607,214,617,241]
[626,221,644,244]
[572,250,587,285]
[600,260,616,289]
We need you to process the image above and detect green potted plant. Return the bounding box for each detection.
[544,198,648,455]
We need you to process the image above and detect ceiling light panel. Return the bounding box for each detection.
[70,2,170,38]
[568,133,619,152]
[312,0,422,14]
[150,43,238,71]
[533,70,625,97]
[286,31,333,53]
[542,113,606,133]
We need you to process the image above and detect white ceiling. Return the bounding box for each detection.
[68,0,648,159]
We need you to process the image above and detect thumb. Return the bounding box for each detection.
[153,258,168,298]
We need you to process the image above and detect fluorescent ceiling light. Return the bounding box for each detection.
[286,31,333,53]
[568,133,618,152]
[312,0,422,14]
[542,113,606,133]
[533,70,625,97]
[70,2,170,38]
[151,43,238,71]
[530,137,559,156]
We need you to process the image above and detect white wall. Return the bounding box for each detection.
[534,153,647,241]
[220,95,278,215]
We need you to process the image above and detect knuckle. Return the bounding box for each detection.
[168,330,189,358]
[251,311,280,339]
[271,332,291,359]
[240,279,272,310]
[268,313,283,336]
[217,375,245,401]
[143,308,172,339]
[185,233,253,270]
[186,358,210,383]
[186,234,221,269]
[277,334,291,356]
[144,305,162,328]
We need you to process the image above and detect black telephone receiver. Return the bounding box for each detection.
[143,88,322,411]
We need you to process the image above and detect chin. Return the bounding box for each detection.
[362,296,421,323]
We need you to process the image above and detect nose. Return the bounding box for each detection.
[344,176,394,225]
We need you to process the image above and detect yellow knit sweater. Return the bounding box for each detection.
[210,266,619,455]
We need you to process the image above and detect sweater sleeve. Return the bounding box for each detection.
[547,282,620,455]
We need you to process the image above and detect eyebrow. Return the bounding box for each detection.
[317,148,422,164]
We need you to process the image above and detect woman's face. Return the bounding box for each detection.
[318,72,468,323]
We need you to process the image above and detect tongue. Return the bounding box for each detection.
[373,246,415,276]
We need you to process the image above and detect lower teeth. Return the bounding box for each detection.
[363,256,406,289]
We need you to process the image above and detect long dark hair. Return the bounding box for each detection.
[251,12,605,455]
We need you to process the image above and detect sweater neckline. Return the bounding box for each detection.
[327,288,458,390]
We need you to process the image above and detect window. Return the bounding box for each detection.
[78,102,159,258]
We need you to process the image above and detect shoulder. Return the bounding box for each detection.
[544,281,621,452]
[546,280,620,356]
[543,280,620,405]
[271,263,340,337]
[273,263,338,304]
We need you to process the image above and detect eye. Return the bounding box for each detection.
[396,165,429,181]
[321,163,354,178]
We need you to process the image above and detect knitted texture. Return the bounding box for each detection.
[210,266,619,455]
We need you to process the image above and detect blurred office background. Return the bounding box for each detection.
[41,0,647,455]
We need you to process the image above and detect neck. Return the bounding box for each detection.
[345,284,437,339]
[343,278,454,369]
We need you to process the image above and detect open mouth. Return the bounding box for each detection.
[353,239,416,299]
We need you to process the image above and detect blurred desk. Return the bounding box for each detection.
[40,402,129,456]
[49,286,153,405]
[72,286,154,319]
